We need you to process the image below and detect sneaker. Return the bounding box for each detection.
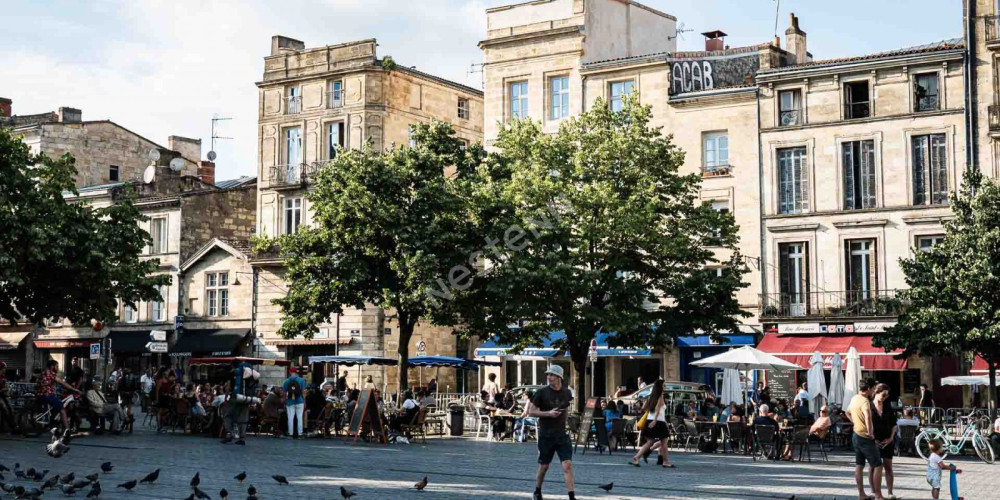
[235,439,245,446]
[533,491,543,500]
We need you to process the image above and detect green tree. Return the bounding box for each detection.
[0,128,169,327]
[876,168,1000,409]
[452,96,749,409]
[259,121,488,396]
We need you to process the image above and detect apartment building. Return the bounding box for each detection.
[754,36,967,405]
[253,36,484,388]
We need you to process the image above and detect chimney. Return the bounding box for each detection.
[167,135,202,164]
[785,13,807,64]
[701,30,728,52]
[198,161,216,186]
[57,107,82,123]
[0,97,11,117]
[270,35,305,56]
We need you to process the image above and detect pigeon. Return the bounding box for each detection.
[59,484,76,496]
[62,473,75,484]
[86,482,101,498]
[233,472,246,483]
[34,470,49,482]
[43,476,61,490]
[139,469,160,484]
[0,464,8,472]
[1,483,14,493]
[193,486,210,500]
[26,468,36,479]
[13,485,25,496]
[72,480,91,490]
[271,475,288,486]
[246,485,256,496]
[100,463,113,474]
[47,430,71,458]
[414,476,428,491]
[219,488,228,500]
[24,487,44,498]
[116,480,137,491]
[598,482,614,492]
[183,495,194,500]
[190,472,200,488]
[340,486,356,498]
[14,464,25,479]
[85,473,99,483]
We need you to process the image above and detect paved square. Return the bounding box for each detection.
[0,426,995,499]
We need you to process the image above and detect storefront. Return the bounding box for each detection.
[0,331,31,380]
[33,337,104,378]
[171,329,251,383]
[107,329,171,374]
[676,333,756,394]
[265,337,353,385]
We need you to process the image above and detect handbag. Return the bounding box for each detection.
[637,410,649,430]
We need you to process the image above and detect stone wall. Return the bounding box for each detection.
[179,185,256,264]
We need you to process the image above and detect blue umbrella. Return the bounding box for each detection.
[308,355,398,366]
[407,355,479,370]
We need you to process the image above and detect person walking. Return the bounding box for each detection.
[482,373,499,403]
[630,379,674,468]
[140,368,154,413]
[283,367,307,439]
[526,365,575,500]
[336,371,348,395]
[847,378,883,500]
[871,383,898,500]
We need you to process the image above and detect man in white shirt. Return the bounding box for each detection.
[482,373,499,402]
[140,368,154,412]
[794,382,811,419]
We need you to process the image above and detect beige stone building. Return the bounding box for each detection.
[0,100,203,188]
[252,36,484,389]
[753,33,967,405]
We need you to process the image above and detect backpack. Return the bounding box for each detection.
[288,379,302,400]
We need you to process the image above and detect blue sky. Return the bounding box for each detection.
[2,0,961,181]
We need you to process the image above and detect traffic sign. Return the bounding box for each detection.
[89,343,101,360]
[146,341,169,353]
[588,338,598,363]
[150,330,167,342]
[416,340,427,355]
[174,315,184,331]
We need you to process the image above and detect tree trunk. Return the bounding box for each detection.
[573,355,588,413]
[396,317,416,407]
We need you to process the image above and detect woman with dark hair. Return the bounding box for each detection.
[872,383,898,500]
[630,380,674,468]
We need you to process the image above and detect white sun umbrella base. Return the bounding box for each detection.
[828,352,846,407]
[806,351,828,413]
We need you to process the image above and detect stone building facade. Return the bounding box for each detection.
[0,101,200,187]
[252,36,484,390]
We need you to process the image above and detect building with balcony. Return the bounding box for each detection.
[754,35,967,404]
[253,36,484,389]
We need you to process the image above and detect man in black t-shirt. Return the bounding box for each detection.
[527,365,575,500]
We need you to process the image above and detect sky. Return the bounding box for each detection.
[2,0,962,182]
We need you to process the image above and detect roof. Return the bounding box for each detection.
[180,237,251,272]
[759,38,964,75]
[214,176,256,190]
[383,62,484,97]
[583,42,777,70]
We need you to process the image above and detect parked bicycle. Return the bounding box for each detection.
[915,412,994,464]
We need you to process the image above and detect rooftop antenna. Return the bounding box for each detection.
[467,62,485,90]
[773,0,781,39]
[209,114,232,161]
[667,21,693,41]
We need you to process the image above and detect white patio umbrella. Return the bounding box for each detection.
[720,368,743,405]
[806,351,828,413]
[828,352,845,407]
[692,345,801,407]
[843,347,862,404]
[941,375,990,386]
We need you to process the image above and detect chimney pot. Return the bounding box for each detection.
[198,161,216,186]
[0,97,11,117]
[785,12,808,64]
[58,107,82,123]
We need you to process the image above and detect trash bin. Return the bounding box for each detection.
[449,407,465,436]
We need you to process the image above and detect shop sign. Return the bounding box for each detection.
[777,323,820,334]
[852,322,896,333]
[820,324,854,333]
[150,330,167,342]
[211,350,231,356]
[146,341,168,353]
[169,352,191,358]
[89,343,101,360]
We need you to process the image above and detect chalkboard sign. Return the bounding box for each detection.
[575,398,611,455]
[345,389,387,445]
[767,370,799,402]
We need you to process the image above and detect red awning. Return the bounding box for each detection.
[34,339,96,349]
[757,334,908,371]
[972,356,999,374]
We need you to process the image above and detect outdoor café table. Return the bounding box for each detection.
[695,420,727,452]
[491,410,518,441]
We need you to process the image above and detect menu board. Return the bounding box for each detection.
[575,398,610,454]
[767,370,799,401]
[346,389,387,445]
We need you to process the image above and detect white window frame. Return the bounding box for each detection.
[703,131,729,168]
[206,272,229,317]
[286,85,301,114]
[549,76,569,120]
[284,197,302,235]
[152,284,167,322]
[328,80,343,109]
[457,97,469,120]
[509,81,528,120]
[777,146,809,214]
[778,89,802,126]
[327,121,344,160]
[916,234,945,252]
[609,80,635,112]
[150,217,168,254]
[124,303,138,323]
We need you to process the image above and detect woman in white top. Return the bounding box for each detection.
[630,379,674,468]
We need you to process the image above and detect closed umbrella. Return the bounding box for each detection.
[843,346,862,404]
[720,368,743,405]
[806,351,828,413]
[828,352,845,407]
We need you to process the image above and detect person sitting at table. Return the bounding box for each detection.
[810,405,832,440]
[896,408,920,429]
[603,399,621,436]
[499,384,516,411]
[262,387,284,435]
[720,402,735,422]
[752,404,778,428]
[703,400,720,421]
[389,390,419,432]
[685,400,701,419]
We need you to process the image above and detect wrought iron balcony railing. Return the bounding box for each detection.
[268,162,324,186]
[759,289,905,319]
[327,91,343,109]
[285,96,301,115]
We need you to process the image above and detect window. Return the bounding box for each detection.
[150,217,167,254]
[549,76,569,120]
[914,73,939,112]
[457,98,469,120]
[152,285,166,322]
[408,125,417,148]
[509,81,528,120]
[109,165,120,182]
[916,235,944,252]
[458,139,469,151]
[206,272,229,317]
[710,200,730,240]
[912,133,948,205]
[283,197,302,235]
[777,147,809,214]
[844,81,870,119]
[123,303,137,323]
[610,80,635,113]
[842,140,876,210]
[286,86,301,114]
[779,90,802,126]
[778,242,809,316]
[328,80,343,108]
[703,131,729,170]
[285,127,302,182]
[327,122,344,160]
[845,239,876,301]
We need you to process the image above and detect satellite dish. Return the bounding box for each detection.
[147,148,161,162]
[142,165,156,184]
[207,150,217,161]
[169,158,185,172]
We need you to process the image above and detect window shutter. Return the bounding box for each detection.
[803,242,811,313]
[861,140,876,209]
[930,134,948,204]
[779,244,791,296]
[843,143,856,209]
[912,136,928,205]
[797,148,809,212]
[869,240,878,293]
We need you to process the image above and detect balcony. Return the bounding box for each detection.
[701,164,732,178]
[327,91,343,109]
[285,96,301,115]
[990,104,1000,132]
[268,162,324,187]
[759,289,905,320]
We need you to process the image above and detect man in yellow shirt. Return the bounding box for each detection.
[847,378,882,500]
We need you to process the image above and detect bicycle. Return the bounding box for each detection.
[915,413,995,464]
[14,391,79,437]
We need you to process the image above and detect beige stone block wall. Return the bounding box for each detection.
[182,249,253,322]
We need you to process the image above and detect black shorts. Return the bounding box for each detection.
[537,433,572,465]
[853,434,883,468]
[643,420,669,440]
[878,438,895,460]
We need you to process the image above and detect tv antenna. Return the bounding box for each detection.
[467,62,485,89]
[773,0,781,39]
[668,22,693,41]
[210,114,232,161]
